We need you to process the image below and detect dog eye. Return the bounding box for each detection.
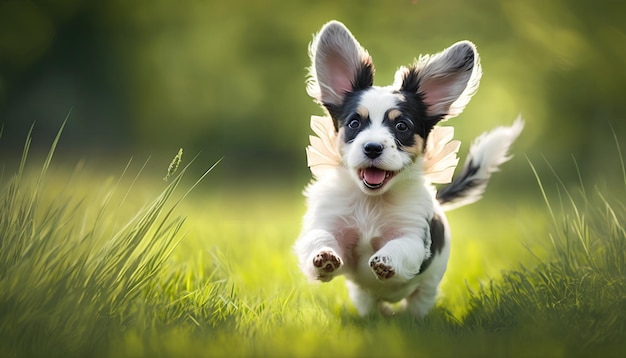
[347,116,361,129]
[395,121,409,132]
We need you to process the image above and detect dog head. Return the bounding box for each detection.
[307,21,481,195]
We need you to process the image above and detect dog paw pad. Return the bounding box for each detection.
[370,255,395,280]
[313,251,342,276]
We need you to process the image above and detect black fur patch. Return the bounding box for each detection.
[353,59,375,93]
[323,61,449,148]
[398,67,445,143]
[382,111,416,148]
[435,159,486,205]
[343,112,371,144]
[325,91,370,142]
[419,213,446,274]
[324,60,375,132]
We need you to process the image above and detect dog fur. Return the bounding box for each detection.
[294,20,523,318]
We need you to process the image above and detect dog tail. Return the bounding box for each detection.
[436,116,524,211]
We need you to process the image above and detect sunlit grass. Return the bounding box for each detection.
[463,157,626,353]
[0,126,624,357]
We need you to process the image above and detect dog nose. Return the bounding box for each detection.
[363,142,384,159]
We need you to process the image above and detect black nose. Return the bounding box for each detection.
[363,142,384,159]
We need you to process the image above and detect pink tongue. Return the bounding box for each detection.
[363,168,386,185]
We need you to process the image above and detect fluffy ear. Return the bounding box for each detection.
[395,41,481,120]
[306,21,375,107]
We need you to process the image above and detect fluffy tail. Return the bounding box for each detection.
[436,116,524,211]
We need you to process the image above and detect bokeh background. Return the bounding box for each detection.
[1,0,625,191]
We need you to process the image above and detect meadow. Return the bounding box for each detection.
[1,125,625,358]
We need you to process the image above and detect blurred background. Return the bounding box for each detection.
[0,0,624,192]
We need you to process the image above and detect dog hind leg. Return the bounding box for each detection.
[346,280,378,316]
[405,283,438,318]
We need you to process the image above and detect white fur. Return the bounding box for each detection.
[437,116,525,211]
[294,163,451,317]
[306,21,372,106]
[342,88,411,193]
[392,41,482,120]
[295,21,522,319]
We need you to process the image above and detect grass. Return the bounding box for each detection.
[463,159,626,354]
[0,125,625,357]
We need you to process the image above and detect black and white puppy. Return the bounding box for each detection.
[295,20,523,318]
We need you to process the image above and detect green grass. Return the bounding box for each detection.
[1,127,625,357]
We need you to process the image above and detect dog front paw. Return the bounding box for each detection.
[369,255,395,280]
[312,250,343,282]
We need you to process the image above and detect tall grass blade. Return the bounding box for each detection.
[0,119,224,357]
[609,123,626,190]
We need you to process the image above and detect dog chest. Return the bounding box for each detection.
[331,196,421,266]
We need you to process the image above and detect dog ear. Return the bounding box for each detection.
[306,21,375,107]
[395,41,481,120]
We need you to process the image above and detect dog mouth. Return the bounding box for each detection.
[358,167,397,190]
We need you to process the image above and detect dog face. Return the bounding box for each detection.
[307,21,481,195]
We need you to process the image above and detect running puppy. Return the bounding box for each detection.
[295,20,523,318]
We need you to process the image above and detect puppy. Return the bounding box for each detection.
[294,20,524,318]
